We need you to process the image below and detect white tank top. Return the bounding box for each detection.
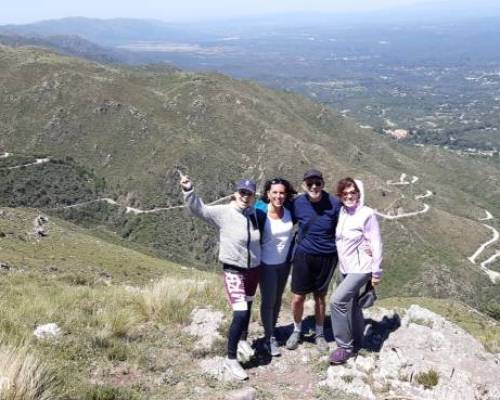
[261,208,294,265]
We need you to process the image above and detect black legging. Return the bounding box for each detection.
[227,301,252,359]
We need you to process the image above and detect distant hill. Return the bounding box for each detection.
[0,32,180,65]
[0,45,499,319]
[0,17,195,46]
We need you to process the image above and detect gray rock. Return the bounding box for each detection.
[377,305,500,400]
[32,215,49,237]
[323,364,375,400]
[34,323,62,339]
[183,307,225,350]
[224,387,257,400]
[323,305,500,400]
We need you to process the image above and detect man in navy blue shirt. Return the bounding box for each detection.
[286,169,341,352]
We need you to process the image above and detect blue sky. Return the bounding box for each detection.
[1,0,448,25]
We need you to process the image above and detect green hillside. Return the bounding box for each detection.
[0,207,498,399]
[0,45,499,319]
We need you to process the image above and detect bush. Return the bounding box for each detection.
[485,300,500,320]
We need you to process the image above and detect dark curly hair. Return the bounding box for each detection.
[336,177,360,198]
[260,178,297,203]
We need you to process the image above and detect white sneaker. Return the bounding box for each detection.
[223,358,248,380]
[237,340,255,363]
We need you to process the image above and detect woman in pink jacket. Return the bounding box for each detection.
[329,177,383,364]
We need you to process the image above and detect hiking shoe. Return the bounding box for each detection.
[286,331,302,350]
[315,335,329,353]
[329,347,354,365]
[223,358,248,380]
[237,340,255,363]
[270,336,281,357]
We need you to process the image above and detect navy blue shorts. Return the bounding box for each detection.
[291,249,337,295]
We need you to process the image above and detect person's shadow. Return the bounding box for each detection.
[277,312,401,353]
[361,314,401,351]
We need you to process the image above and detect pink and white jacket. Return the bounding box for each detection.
[335,180,383,278]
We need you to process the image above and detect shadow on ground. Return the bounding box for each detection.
[273,313,401,353]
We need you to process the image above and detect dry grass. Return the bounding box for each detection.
[134,277,211,324]
[0,344,60,400]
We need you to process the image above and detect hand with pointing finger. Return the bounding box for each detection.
[178,170,193,191]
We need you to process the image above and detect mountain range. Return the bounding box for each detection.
[0,44,499,321]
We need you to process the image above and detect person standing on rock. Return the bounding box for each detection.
[329,178,383,364]
[180,173,261,380]
[255,178,297,357]
[286,169,341,353]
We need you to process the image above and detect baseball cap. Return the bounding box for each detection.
[235,179,256,194]
[303,169,323,181]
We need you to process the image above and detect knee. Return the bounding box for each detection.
[330,294,346,311]
[291,294,305,308]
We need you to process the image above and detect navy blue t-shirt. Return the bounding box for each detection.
[292,191,341,256]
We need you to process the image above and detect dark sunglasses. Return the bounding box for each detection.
[305,179,323,188]
[342,190,359,197]
[270,178,285,185]
[238,189,254,197]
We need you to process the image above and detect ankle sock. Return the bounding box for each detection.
[315,324,324,337]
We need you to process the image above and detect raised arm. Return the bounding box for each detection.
[179,173,222,227]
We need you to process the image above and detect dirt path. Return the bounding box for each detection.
[480,251,500,284]
[468,224,499,264]
[375,203,430,220]
[377,173,431,220]
[479,209,494,221]
[415,190,432,200]
[56,195,233,214]
[467,211,499,284]
[1,157,50,170]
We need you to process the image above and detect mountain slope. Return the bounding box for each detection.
[0,45,499,318]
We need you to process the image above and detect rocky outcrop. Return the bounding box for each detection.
[322,305,500,400]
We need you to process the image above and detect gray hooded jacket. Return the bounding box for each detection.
[183,189,261,269]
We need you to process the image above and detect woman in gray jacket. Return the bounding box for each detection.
[180,174,261,381]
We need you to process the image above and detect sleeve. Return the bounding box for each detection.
[364,211,383,278]
[183,189,223,227]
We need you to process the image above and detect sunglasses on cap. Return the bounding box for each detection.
[305,179,323,188]
[270,177,285,185]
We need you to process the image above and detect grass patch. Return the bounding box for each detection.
[415,369,439,389]
[0,343,61,400]
[0,208,231,398]
[83,385,141,400]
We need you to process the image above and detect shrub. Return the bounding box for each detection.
[0,344,60,400]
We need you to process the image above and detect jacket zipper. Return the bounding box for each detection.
[246,213,251,268]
